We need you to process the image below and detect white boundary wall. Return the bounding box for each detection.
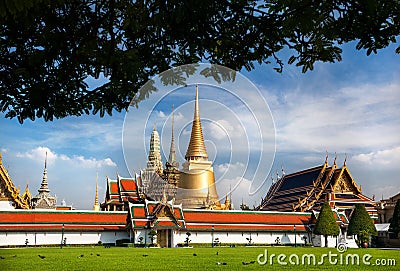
[0,231,130,247]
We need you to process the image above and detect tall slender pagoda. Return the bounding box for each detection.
[176,85,220,209]
[164,105,180,188]
[31,152,57,209]
[93,173,100,211]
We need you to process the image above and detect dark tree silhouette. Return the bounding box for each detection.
[1,0,399,123]
[389,199,400,238]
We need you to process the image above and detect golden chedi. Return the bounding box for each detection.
[176,85,220,209]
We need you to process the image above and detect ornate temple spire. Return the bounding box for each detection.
[185,84,208,161]
[168,105,179,168]
[146,123,163,172]
[93,173,100,211]
[38,152,50,193]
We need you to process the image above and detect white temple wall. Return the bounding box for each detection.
[0,231,129,247]
[0,201,15,210]
[172,231,309,247]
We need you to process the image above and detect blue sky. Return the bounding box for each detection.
[1,41,399,209]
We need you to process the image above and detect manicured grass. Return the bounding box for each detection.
[0,246,398,270]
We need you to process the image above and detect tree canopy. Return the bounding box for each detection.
[313,202,340,247]
[389,199,400,238]
[1,0,399,123]
[347,203,377,246]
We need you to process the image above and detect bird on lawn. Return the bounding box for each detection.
[216,251,219,255]
[96,254,101,256]
[193,253,197,256]
[142,254,148,257]
[38,255,46,259]
[0,256,5,259]
[216,262,227,265]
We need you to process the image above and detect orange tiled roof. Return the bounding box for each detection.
[0,210,127,231]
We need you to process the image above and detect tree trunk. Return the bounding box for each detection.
[325,235,328,247]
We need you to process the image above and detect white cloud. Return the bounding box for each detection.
[6,147,118,210]
[352,146,400,167]
[16,146,57,165]
[216,162,245,174]
[16,146,116,168]
[268,82,400,152]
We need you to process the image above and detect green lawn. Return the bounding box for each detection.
[0,246,398,271]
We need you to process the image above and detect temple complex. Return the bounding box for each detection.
[257,154,377,220]
[0,84,389,248]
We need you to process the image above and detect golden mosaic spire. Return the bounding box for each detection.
[185,85,208,161]
[93,173,100,211]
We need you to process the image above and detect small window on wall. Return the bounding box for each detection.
[195,232,197,236]
[241,232,243,236]
[256,233,258,236]
[227,232,228,236]
[80,232,83,236]
[44,232,46,236]
[114,232,117,236]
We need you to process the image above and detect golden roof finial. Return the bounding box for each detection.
[344,153,347,166]
[333,152,337,166]
[185,84,208,160]
[325,151,328,164]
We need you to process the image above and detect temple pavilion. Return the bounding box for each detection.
[256,154,377,220]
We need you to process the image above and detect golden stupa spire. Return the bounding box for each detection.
[93,172,100,211]
[185,84,208,161]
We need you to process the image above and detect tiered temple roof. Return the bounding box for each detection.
[0,153,31,209]
[101,175,142,211]
[257,156,377,219]
[128,201,311,232]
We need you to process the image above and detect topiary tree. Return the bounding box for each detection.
[314,202,340,247]
[347,204,377,247]
[185,232,191,247]
[389,199,400,239]
[148,230,157,246]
